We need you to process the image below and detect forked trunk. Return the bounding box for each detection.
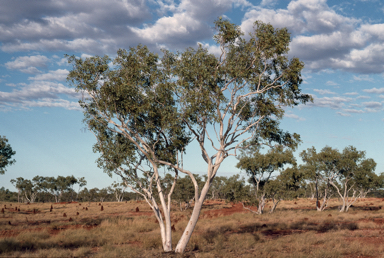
[269,198,280,213]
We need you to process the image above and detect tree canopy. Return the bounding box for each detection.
[67,18,311,253]
[0,136,16,174]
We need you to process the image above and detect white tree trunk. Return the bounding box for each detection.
[175,180,211,253]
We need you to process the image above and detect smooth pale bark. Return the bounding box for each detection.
[330,180,359,212]
[24,191,37,203]
[258,194,266,214]
[316,191,329,211]
[174,179,212,253]
[269,198,281,213]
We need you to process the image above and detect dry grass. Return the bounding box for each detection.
[0,198,384,257]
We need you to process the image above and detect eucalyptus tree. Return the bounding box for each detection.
[10,177,39,203]
[330,146,380,212]
[0,136,16,174]
[75,177,87,201]
[300,146,340,211]
[67,45,190,252]
[354,170,384,198]
[108,181,127,202]
[266,166,304,213]
[68,18,310,253]
[44,176,78,203]
[159,19,310,252]
[236,145,297,214]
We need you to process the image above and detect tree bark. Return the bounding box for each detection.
[174,180,211,253]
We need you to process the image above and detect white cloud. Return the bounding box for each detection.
[363,101,383,109]
[363,87,384,94]
[28,69,69,81]
[337,112,351,117]
[353,75,374,82]
[198,42,222,56]
[5,83,17,87]
[260,0,278,7]
[344,92,358,95]
[240,0,384,74]
[22,99,80,110]
[302,74,312,84]
[285,113,305,121]
[343,108,364,113]
[130,13,209,49]
[356,96,370,99]
[5,55,50,73]
[326,81,339,86]
[306,95,352,109]
[0,81,81,111]
[313,89,336,95]
[379,95,384,99]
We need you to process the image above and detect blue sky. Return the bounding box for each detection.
[1,0,383,191]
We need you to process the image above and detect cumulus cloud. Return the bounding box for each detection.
[356,96,370,99]
[363,101,383,110]
[344,92,358,95]
[337,112,351,117]
[0,0,239,54]
[0,0,150,54]
[0,81,81,111]
[28,69,69,81]
[285,113,305,121]
[326,81,339,86]
[130,0,235,50]
[353,75,374,82]
[5,55,50,73]
[306,95,352,109]
[343,108,364,114]
[363,87,384,94]
[240,0,384,74]
[313,89,336,95]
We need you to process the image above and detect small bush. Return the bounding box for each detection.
[203,229,217,244]
[317,220,337,232]
[0,238,35,253]
[339,222,358,231]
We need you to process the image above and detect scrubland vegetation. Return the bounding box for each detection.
[1,198,384,257]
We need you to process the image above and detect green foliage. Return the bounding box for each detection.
[67,18,311,252]
[67,44,190,193]
[0,135,16,174]
[0,187,18,201]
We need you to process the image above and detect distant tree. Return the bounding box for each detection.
[265,166,304,213]
[221,175,252,203]
[237,145,297,214]
[162,173,203,211]
[300,146,339,211]
[78,187,90,202]
[98,188,109,202]
[329,146,380,212]
[0,136,16,174]
[44,176,78,203]
[206,176,227,200]
[75,177,87,201]
[108,181,127,202]
[0,187,17,202]
[88,188,99,202]
[10,177,39,203]
[301,146,381,212]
